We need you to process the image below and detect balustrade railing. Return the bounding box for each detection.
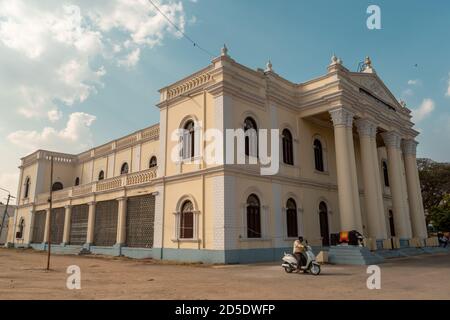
[33,167,158,205]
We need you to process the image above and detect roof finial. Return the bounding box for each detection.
[265,59,273,72]
[362,56,376,73]
[331,53,338,64]
[221,44,229,57]
[365,56,372,68]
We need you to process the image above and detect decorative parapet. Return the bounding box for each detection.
[116,134,138,149]
[22,153,38,166]
[22,150,77,166]
[141,126,160,140]
[164,70,213,101]
[96,177,122,192]
[126,168,157,186]
[33,168,158,205]
[72,183,93,197]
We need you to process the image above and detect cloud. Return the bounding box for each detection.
[118,48,141,68]
[402,88,414,97]
[7,112,97,153]
[87,0,186,47]
[411,98,435,123]
[407,79,421,86]
[0,0,190,119]
[47,109,63,123]
[0,172,19,203]
[446,73,450,97]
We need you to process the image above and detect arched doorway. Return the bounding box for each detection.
[246,194,261,238]
[388,210,396,237]
[319,201,330,246]
[286,198,298,238]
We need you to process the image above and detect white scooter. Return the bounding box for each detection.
[281,245,321,275]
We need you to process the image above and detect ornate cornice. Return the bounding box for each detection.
[329,107,354,127]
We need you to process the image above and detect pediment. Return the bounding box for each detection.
[349,72,401,109]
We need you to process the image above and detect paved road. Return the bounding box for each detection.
[0,248,449,299]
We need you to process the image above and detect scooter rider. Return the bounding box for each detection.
[293,236,307,269]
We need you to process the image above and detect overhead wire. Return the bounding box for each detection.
[147,0,216,58]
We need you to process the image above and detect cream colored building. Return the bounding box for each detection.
[9,48,428,263]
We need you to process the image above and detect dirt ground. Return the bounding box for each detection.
[0,248,449,300]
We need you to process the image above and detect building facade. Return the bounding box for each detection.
[9,48,428,263]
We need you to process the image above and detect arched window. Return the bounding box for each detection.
[319,201,330,246]
[24,177,30,198]
[98,170,105,181]
[16,218,25,239]
[244,117,258,157]
[314,139,324,172]
[246,194,261,238]
[286,198,298,238]
[74,177,80,186]
[388,210,395,237]
[52,182,63,191]
[120,163,129,175]
[182,120,195,159]
[282,129,294,165]
[382,160,389,187]
[149,156,157,168]
[180,200,194,239]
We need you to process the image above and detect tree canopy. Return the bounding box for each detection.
[418,158,450,231]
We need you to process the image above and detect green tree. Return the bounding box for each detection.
[417,158,450,212]
[429,194,450,232]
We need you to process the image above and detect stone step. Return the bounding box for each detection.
[328,246,384,265]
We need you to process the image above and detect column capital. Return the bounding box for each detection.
[381,131,402,149]
[64,205,72,209]
[355,119,378,137]
[87,201,96,206]
[329,107,354,127]
[402,139,418,156]
[116,196,127,202]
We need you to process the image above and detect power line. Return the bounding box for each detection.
[147,0,215,58]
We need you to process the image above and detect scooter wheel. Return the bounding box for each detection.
[284,266,294,273]
[310,264,321,276]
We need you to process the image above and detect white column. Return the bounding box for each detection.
[28,209,35,244]
[43,208,50,244]
[116,197,127,245]
[355,119,387,240]
[402,139,428,239]
[381,131,412,239]
[86,201,96,245]
[370,134,387,239]
[329,107,363,232]
[272,183,283,247]
[346,120,363,232]
[298,208,305,237]
[62,205,72,245]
